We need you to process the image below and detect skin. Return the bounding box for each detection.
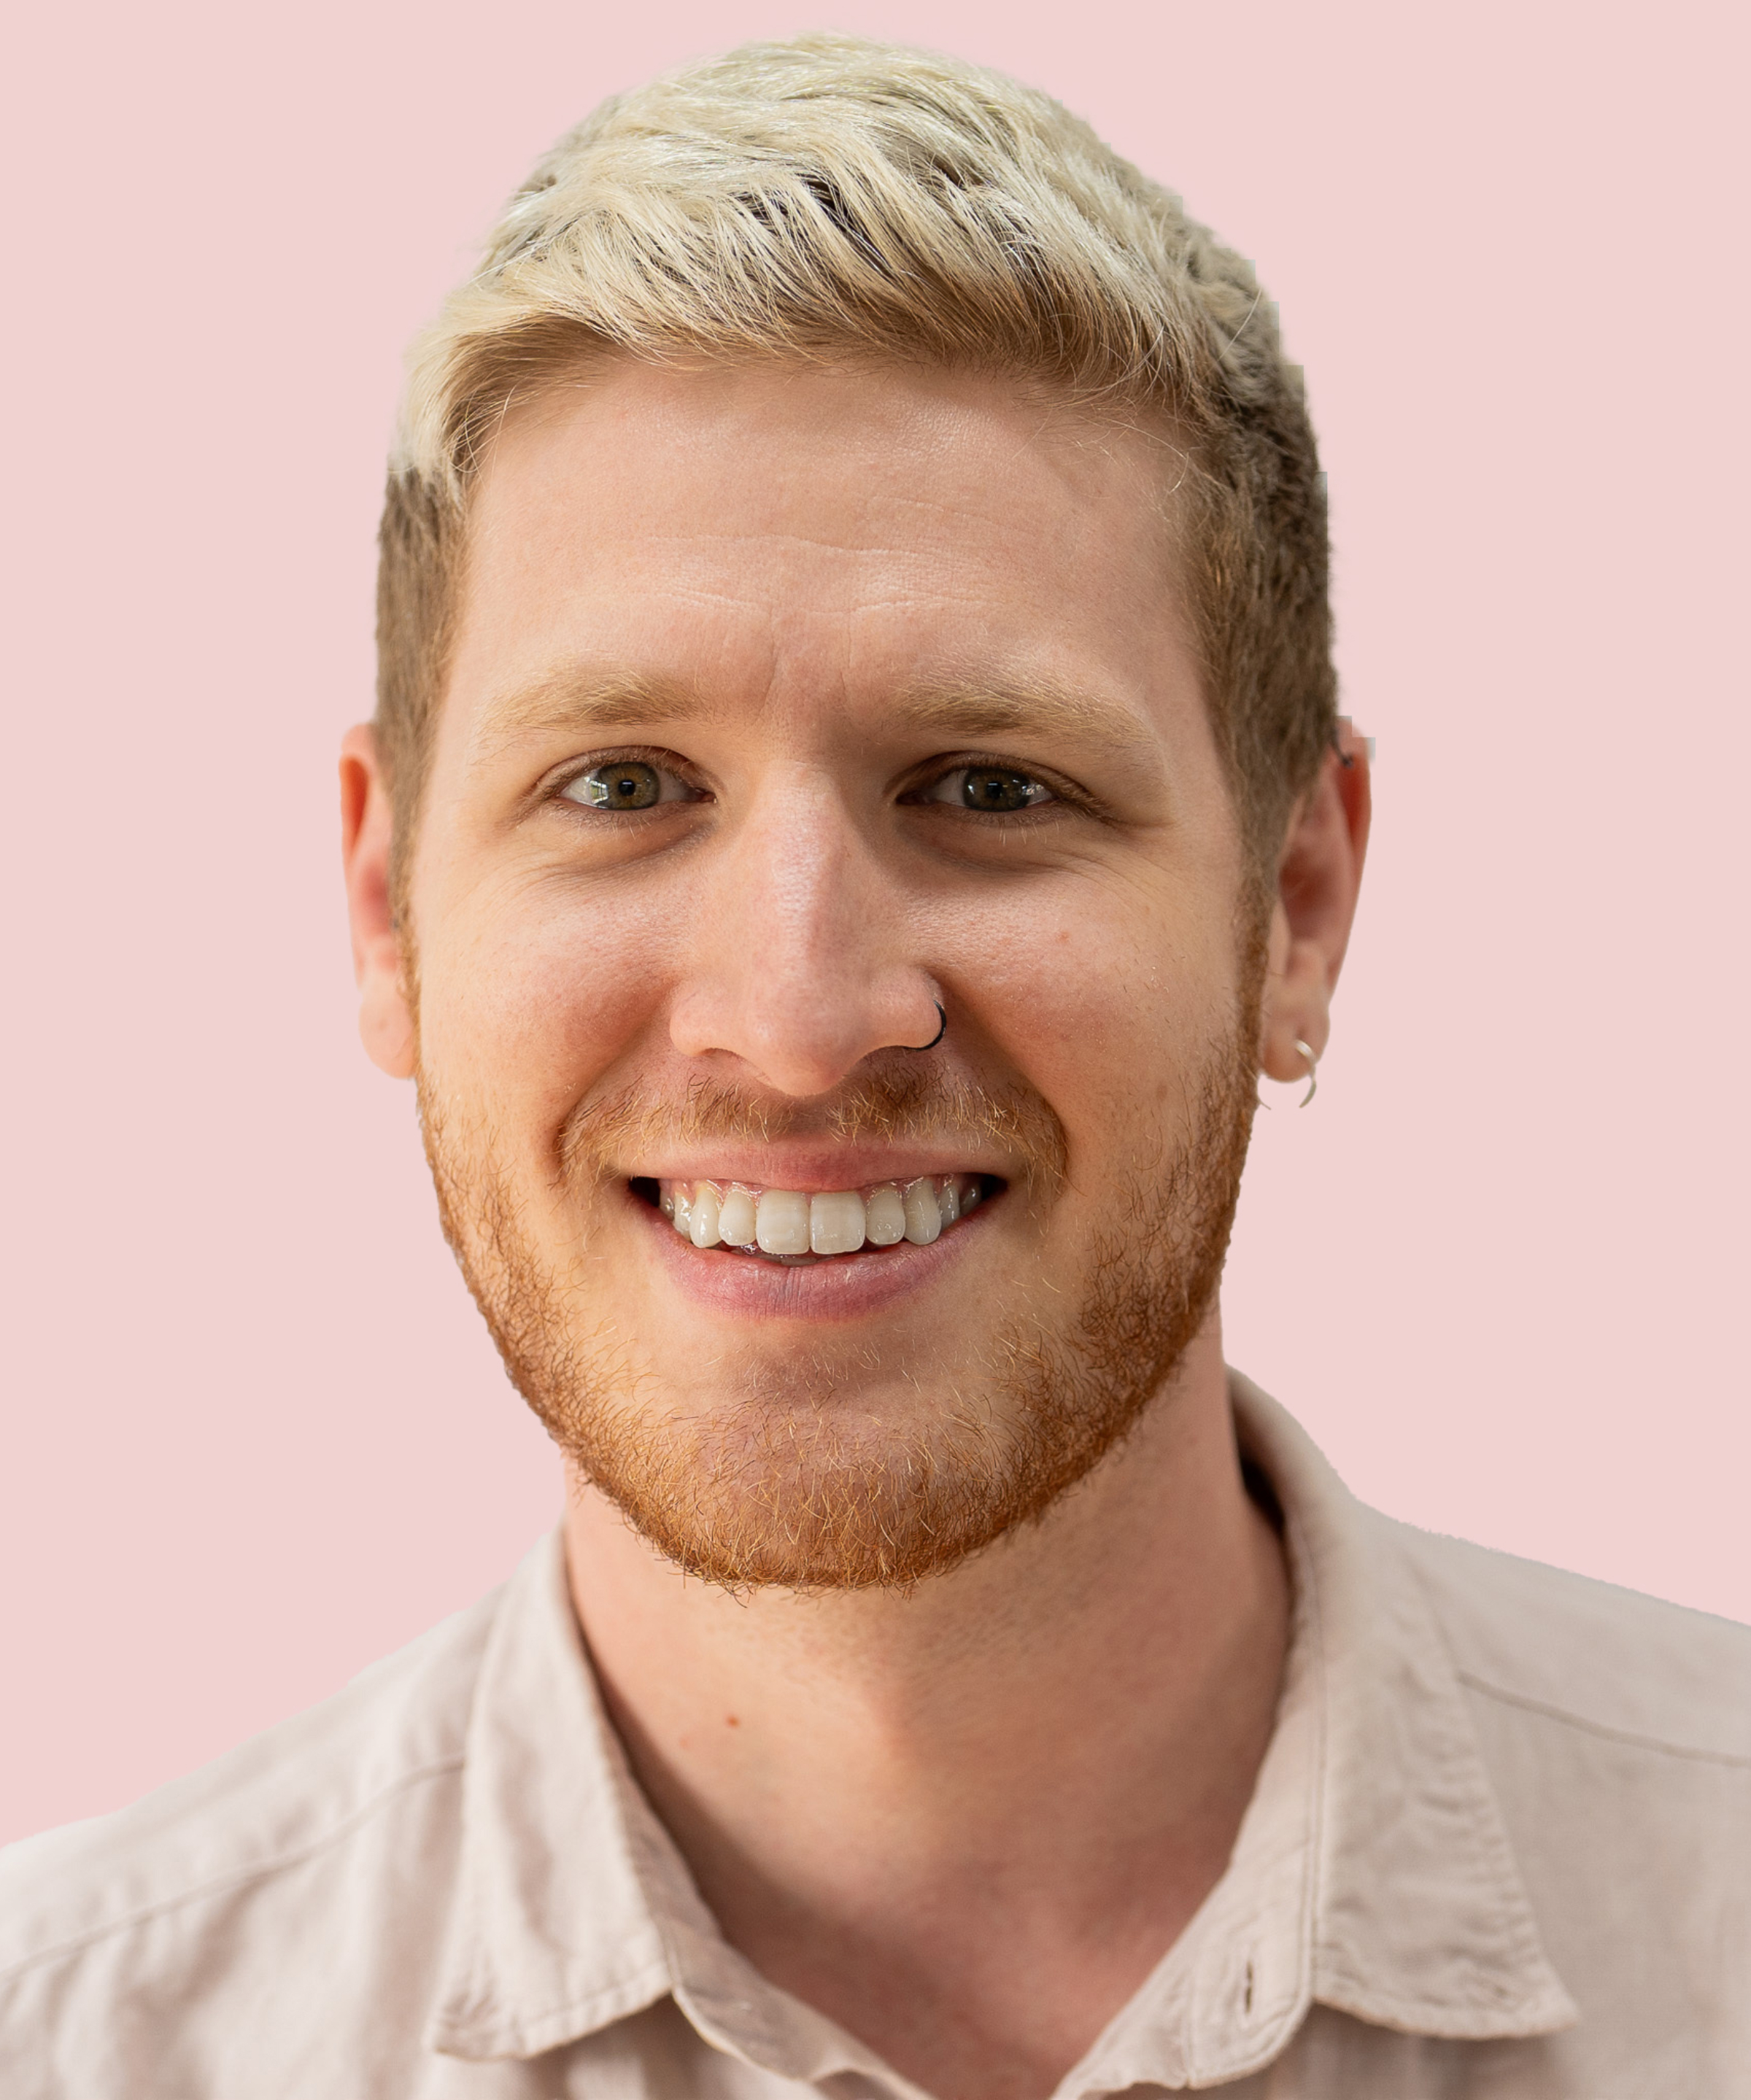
[341,358,1369,2100]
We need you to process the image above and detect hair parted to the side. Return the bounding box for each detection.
[376,33,1336,900]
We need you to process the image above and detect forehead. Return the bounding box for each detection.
[444,356,1202,751]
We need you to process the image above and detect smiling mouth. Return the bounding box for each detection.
[635,1174,994,1263]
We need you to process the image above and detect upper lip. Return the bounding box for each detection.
[625,1144,1007,1191]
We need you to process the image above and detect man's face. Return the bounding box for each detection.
[401,359,1262,1587]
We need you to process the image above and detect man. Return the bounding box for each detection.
[2,33,1746,2099]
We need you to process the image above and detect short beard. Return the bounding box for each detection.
[419,993,1260,1594]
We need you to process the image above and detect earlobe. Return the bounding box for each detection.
[1257,725,1371,1086]
[339,725,417,1080]
[1259,920,1331,1085]
[359,978,417,1079]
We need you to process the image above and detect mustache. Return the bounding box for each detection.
[558,1063,1069,1195]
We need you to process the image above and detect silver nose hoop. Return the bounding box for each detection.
[906,1001,948,1053]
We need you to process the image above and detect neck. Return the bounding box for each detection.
[564,1320,1288,2100]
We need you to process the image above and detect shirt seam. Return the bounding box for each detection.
[1455,1671,1751,1768]
[0,1754,466,1985]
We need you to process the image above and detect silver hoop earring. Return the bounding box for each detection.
[1294,1038,1318,1107]
[906,1001,947,1053]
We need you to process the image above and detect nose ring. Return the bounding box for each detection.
[905,1000,947,1053]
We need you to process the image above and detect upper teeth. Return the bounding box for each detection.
[660,1176,982,1256]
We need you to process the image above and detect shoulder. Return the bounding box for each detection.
[1389,1516,1751,1764]
[0,1579,498,1991]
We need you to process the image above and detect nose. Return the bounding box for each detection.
[668,771,942,1097]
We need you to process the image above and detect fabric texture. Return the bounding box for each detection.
[3,1375,1747,2097]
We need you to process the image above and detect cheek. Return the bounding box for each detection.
[414,869,675,1131]
[958,877,1241,1123]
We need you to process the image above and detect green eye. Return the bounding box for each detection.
[565,761,665,810]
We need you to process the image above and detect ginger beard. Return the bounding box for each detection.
[418,1012,1260,1592]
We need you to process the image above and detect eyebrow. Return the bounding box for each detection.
[889,683,1159,760]
[470,666,1159,764]
[468,670,712,763]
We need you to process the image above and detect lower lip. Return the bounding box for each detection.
[633,1185,995,1321]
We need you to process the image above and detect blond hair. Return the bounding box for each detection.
[377,34,1335,888]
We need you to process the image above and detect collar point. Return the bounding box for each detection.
[1315,1973,1581,2045]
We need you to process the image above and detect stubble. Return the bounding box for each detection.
[420,1007,1259,1592]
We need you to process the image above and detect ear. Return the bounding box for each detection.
[1259,720,1372,1084]
[339,724,416,1080]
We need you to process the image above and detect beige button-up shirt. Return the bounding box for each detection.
[4,1376,1748,2096]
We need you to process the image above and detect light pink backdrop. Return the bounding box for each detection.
[2,0,1744,1847]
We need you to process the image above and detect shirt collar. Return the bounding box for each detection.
[428,1375,1577,2085]
[1237,1376,1577,2048]
[1067,1376,1577,2090]
[423,1526,670,2063]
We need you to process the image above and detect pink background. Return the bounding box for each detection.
[3,0,1744,1846]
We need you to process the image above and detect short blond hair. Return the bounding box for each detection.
[377,34,1335,888]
